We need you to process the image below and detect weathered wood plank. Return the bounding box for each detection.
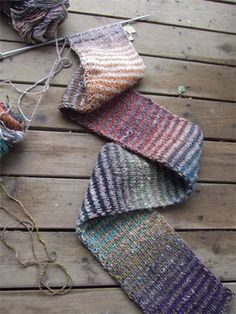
[1,177,235,230]
[1,14,235,65]
[1,131,236,182]
[1,42,236,101]
[0,288,142,314]
[141,57,236,101]
[200,141,236,183]
[0,230,235,288]
[68,0,236,34]
[1,84,235,140]
[0,2,235,312]
[0,131,106,177]
[0,284,235,314]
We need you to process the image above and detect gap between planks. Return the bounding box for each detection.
[0,3,235,313]
[208,0,236,4]
[2,81,236,104]
[1,178,235,287]
[1,12,236,65]
[1,175,236,185]
[0,287,235,314]
[67,0,236,34]
[1,131,236,183]
[0,44,235,102]
[1,84,235,141]
[1,177,235,230]
[0,230,235,288]
[1,18,236,67]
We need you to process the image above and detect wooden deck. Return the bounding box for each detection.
[0,1,236,313]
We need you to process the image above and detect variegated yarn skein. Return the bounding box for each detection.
[0,0,70,44]
[0,100,25,158]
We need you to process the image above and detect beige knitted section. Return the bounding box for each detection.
[63,24,145,112]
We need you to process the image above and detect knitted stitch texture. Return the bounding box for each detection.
[60,25,234,314]
[62,24,145,112]
[60,91,233,314]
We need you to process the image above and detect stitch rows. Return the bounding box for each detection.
[60,24,233,314]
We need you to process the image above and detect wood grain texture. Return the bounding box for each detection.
[200,141,236,183]
[1,85,235,140]
[0,0,235,312]
[0,284,235,314]
[1,42,236,101]
[1,177,235,230]
[0,230,235,288]
[68,0,236,34]
[1,13,236,65]
[1,131,236,182]
[1,288,142,314]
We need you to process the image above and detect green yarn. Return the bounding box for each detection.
[0,139,11,159]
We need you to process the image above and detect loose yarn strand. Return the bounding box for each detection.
[0,34,72,131]
[0,182,73,295]
[0,79,54,97]
[0,34,72,158]
[24,36,72,131]
[0,33,73,292]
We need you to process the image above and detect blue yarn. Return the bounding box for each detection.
[0,138,11,159]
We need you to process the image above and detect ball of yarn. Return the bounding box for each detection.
[2,0,70,44]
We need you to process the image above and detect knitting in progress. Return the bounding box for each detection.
[63,24,145,113]
[0,0,70,44]
[60,24,234,313]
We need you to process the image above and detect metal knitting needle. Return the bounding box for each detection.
[0,37,66,61]
[121,15,150,25]
[0,15,150,61]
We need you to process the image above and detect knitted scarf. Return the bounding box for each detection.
[60,24,233,314]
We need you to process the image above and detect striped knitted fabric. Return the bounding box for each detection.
[62,24,145,113]
[60,25,233,313]
[60,90,233,313]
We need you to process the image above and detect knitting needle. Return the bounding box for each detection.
[121,15,150,25]
[0,15,150,61]
[0,37,65,61]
